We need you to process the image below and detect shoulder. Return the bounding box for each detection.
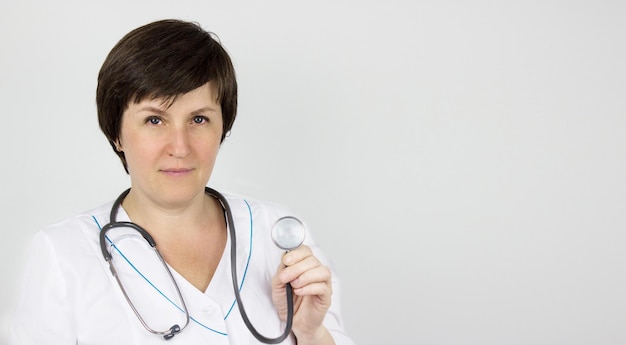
[219,190,298,224]
[21,201,117,291]
[42,201,114,235]
[214,189,315,247]
[36,201,115,254]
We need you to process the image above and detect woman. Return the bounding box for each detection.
[10,19,353,345]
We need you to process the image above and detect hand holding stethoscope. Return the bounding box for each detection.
[270,241,334,343]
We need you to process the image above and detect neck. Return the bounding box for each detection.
[118,187,228,292]
[121,188,224,241]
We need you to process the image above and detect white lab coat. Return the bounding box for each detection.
[9,192,353,345]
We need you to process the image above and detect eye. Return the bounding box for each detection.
[192,115,209,124]
[146,116,162,125]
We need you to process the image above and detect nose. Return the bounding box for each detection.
[167,126,191,158]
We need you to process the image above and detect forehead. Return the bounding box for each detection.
[131,82,220,109]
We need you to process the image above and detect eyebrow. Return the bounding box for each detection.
[137,105,219,116]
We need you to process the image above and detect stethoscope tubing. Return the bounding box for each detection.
[215,187,294,343]
[100,189,190,339]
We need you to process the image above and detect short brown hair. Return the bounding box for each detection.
[96,19,238,172]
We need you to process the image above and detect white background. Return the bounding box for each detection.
[1,1,625,344]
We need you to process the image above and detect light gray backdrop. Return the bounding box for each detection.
[1,1,625,344]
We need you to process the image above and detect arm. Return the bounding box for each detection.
[9,231,76,345]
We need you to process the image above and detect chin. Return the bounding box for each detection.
[157,183,205,203]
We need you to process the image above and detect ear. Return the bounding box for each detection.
[114,139,123,152]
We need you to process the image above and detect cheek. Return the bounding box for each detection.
[120,137,157,170]
[202,142,221,161]
[197,139,221,165]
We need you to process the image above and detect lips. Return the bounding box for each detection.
[160,168,194,176]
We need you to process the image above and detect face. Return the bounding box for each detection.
[117,83,223,208]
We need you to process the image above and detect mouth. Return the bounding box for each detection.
[160,168,194,177]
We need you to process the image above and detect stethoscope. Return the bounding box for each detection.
[99,187,306,342]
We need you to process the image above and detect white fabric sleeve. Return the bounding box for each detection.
[9,231,77,345]
[305,237,354,345]
[324,275,355,345]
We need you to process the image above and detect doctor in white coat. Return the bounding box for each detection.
[10,19,353,345]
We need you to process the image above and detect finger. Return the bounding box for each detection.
[279,255,322,283]
[282,245,313,266]
[290,265,332,291]
[292,281,332,297]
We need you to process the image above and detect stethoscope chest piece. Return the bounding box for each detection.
[271,216,306,251]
